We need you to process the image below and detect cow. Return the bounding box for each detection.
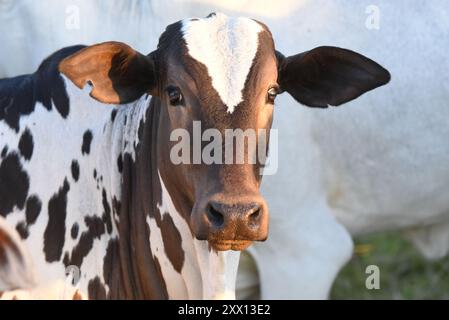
[0,12,390,299]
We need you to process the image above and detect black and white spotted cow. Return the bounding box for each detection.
[0,13,389,299]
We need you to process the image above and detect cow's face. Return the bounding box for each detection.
[59,13,390,251]
[153,15,278,250]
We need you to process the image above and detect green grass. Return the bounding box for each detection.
[331,233,449,299]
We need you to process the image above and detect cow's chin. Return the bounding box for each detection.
[209,240,253,251]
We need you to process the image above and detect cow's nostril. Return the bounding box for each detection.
[248,207,261,224]
[207,204,224,228]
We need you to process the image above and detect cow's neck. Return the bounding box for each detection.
[107,96,240,299]
[53,77,152,299]
[102,96,165,299]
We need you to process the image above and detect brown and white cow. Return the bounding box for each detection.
[0,13,389,299]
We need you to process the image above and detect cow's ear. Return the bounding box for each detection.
[276,46,390,108]
[59,41,157,104]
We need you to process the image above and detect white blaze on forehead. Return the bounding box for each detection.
[181,13,263,113]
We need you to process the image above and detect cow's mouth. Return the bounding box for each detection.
[209,240,253,251]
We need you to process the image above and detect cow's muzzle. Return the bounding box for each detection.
[191,194,269,251]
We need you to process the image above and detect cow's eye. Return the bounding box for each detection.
[166,86,183,106]
[267,86,278,104]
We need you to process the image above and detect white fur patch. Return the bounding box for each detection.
[181,13,263,113]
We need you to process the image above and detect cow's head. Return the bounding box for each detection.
[59,13,390,251]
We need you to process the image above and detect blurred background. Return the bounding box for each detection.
[332,234,449,299]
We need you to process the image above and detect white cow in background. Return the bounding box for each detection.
[1,0,449,299]
[248,0,449,299]
[0,0,303,76]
